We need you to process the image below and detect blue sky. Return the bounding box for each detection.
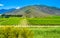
[0,0,60,9]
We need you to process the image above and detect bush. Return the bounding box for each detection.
[0,27,34,38]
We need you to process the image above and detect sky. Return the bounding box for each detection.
[0,0,60,9]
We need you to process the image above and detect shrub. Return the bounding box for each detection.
[0,27,34,38]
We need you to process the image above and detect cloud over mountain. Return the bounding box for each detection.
[0,4,4,6]
[16,7,20,9]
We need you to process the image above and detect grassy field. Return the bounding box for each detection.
[29,27,60,38]
[0,27,60,38]
[27,16,60,25]
[0,17,22,25]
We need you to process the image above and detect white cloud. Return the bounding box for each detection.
[0,4,4,6]
[16,7,20,9]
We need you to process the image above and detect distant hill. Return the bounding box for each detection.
[0,8,16,14]
[2,5,60,18]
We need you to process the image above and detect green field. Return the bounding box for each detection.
[0,17,21,25]
[0,27,60,38]
[29,27,60,38]
[0,16,60,25]
[27,16,60,25]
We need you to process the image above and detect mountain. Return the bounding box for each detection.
[2,5,60,18]
[0,8,16,14]
[0,9,7,14]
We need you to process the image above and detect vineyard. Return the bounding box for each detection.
[0,16,60,26]
[27,16,60,25]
